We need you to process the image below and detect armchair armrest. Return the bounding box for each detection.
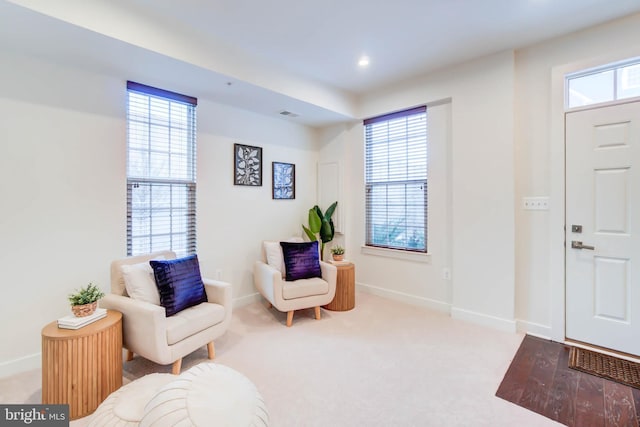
[320,261,338,289]
[253,261,283,305]
[99,294,167,360]
[202,278,232,307]
[202,278,232,326]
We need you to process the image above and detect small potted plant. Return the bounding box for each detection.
[331,245,345,262]
[68,282,105,317]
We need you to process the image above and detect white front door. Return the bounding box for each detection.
[566,100,640,356]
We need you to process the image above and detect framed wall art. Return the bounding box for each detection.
[234,143,262,186]
[272,162,295,199]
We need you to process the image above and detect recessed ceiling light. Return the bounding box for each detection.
[358,56,370,67]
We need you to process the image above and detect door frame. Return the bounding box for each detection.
[549,48,640,344]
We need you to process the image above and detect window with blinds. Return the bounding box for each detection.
[364,106,427,252]
[126,81,197,257]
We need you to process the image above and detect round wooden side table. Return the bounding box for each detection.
[324,262,355,311]
[42,310,123,420]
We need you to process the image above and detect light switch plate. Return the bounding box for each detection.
[523,196,549,210]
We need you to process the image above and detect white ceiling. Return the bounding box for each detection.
[3,0,640,126]
[115,0,640,93]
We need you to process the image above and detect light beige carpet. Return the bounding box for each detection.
[0,292,560,426]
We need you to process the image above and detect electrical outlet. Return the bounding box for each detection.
[523,197,549,211]
[442,268,451,280]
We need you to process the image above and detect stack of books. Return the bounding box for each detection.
[57,308,107,330]
[329,259,351,266]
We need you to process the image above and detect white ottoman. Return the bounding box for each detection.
[88,374,176,426]
[141,363,269,427]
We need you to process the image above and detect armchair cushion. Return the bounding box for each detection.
[282,277,329,300]
[280,241,322,281]
[121,258,164,306]
[150,255,207,317]
[165,303,226,345]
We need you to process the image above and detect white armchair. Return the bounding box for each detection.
[100,251,232,374]
[253,240,337,327]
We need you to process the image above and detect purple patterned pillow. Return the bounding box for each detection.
[280,241,322,281]
[150,255,207,317]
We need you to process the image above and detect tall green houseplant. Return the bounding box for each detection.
[302,201,338,259]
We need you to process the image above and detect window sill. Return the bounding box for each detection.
[360,246,431,263]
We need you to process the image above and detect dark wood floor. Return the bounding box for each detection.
[496,335,640,427]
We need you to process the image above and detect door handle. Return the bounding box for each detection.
[571,241,595,250]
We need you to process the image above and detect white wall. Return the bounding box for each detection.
[0,52,126,376]
[196,101,319,302]
[316,123,353,253]
[320,11,640,339]
[318,103,454,313]
[514,12,640,338]
[324,51,516,330]
[0,50,318,376]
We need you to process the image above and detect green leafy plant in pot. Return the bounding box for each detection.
[68,282,105,317]
[302,201,338,260]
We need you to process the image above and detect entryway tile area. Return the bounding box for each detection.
[497,335,640,426]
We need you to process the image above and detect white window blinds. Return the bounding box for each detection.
[364,106,427,252]
[126,81,197,257]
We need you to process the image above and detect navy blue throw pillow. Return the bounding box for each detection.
[150,255,207,317]
[280,241,322,281]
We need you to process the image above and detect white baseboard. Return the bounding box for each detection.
[0,353,40,379]
[356,282,451,314]
[451,307,517,333]
[233,292,262,309]
[515,319,552,339]
[357,283,518,333]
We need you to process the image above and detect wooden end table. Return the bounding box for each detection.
[324,262,355,311]
[42,310,123,420]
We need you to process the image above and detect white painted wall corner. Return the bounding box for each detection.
[233,292,263,309]
[515,319,552,340]
[451,307,517,333]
